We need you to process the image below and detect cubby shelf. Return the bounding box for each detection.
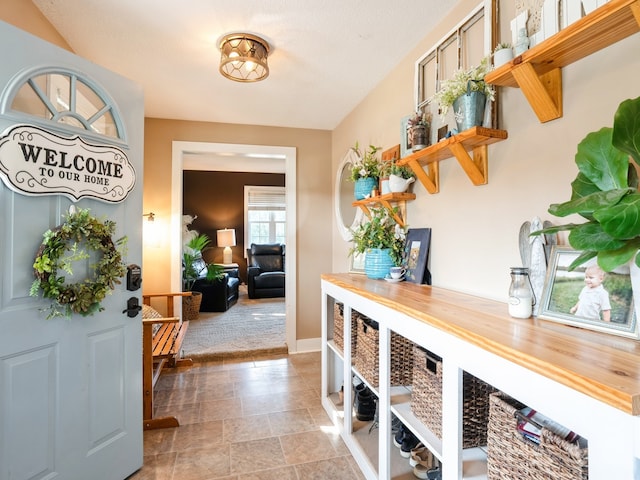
[352,192,416,227]
[485,0,640,123]
[397,127,508,194]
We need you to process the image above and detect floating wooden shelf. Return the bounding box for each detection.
[485,0,640,123]
[397,127,508,194]
[352,192,416,227]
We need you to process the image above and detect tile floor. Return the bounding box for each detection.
[128,351,365,480]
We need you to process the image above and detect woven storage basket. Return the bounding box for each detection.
[411,345,497,448]
[353,314,414,388]
[487,392,588,480]
[333,302,357,355]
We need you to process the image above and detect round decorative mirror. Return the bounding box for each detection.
[335,149,364,241]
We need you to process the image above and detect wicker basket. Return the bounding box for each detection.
[333,302,357,355]
[487,392,588,480]
[353,314,414,388]
[182,292,202,320]
[411,345,497,448]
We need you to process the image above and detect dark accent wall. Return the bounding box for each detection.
[183,170,285,284]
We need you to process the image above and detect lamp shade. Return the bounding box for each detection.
[219,33,269,82]
[217,229,236,248]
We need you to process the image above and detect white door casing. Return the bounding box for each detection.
[0,22,143,480]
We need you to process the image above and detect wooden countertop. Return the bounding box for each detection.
[322,273,640,415]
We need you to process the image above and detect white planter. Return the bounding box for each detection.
[493,48,514,68]
[388,174,415,193]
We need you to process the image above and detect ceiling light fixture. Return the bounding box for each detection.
[219,33,270,82]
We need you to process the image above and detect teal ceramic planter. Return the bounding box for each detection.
[364,248,393,279]
[354,177,377,200]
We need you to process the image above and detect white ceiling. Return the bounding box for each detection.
[32,0,458,131]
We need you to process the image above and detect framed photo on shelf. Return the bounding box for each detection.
[538,246,638,339]
[400,115,413,158]
[404,228,432,284]
[349,251,366,274]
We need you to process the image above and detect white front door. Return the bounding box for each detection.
[0,22,144,480]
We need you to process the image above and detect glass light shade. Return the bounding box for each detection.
[219,33,269,82]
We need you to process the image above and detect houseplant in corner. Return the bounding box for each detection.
[535,96,640,318]
[350,142,381,200]
[182,232,224,319]
[349,206,407,279]
[433,56,495,132]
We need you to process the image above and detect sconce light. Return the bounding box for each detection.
[143,212,155,222]
[219,33,270,82]
[216,228,236,264]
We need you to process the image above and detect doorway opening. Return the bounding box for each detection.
[171,141,297,353]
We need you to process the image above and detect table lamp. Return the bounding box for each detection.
[216,228,236,264]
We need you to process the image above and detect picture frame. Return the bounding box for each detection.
[538,246,638,339]
[400,115,413,158]
[404,228,432,284]
[349,251,366,274]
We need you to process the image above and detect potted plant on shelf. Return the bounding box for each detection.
[493,42,514,68]
[433,56,495,132]
[388,160,416,193]
[350,142,381,200]
[349,206,407,279]
[535,96,640,317]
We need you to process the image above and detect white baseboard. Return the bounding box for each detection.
[292,337,321,353]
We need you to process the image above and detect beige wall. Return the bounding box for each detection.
[332,0,640,303]
[144,119,332,340]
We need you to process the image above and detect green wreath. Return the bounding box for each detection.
[30,208,127,319]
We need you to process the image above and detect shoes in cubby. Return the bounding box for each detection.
[399,429,420,458]
[393,424,407,448]
[409,444,436,468]
[354,383,377,421]
[414,463,441,479]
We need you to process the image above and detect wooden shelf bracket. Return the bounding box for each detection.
[448,143,489,186]
[511,64,562,123]
[407,159,439,194]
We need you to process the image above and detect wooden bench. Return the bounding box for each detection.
[142,292,194,430]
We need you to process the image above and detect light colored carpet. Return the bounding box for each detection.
[181,286,286,361]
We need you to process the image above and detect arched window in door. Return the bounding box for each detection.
[3,68,124,141]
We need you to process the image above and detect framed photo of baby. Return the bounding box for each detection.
[539,246,638,339]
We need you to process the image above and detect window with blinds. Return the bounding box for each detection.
[244,186,286,250]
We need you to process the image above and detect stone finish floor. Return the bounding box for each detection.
[128,351,365,480]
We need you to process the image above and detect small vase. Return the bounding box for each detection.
[380,177,390,195]
[411,124,428,151]
[364,248,394,279]
[493,48,514,68]
[354,177,377,200]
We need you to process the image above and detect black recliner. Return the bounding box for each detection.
[246,243,285,299]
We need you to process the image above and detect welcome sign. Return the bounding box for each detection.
[0,124,136,203]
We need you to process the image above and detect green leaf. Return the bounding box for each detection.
[570,172,602,200]
[612,96,640,166]
[568,250,597,271]
[596,241,640,272]
[593,193,640,239]
[548,188,631,217]
[575,127,629,190]
[567,222,625,251]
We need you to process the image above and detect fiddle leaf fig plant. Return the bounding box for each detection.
[535,96,640,272]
